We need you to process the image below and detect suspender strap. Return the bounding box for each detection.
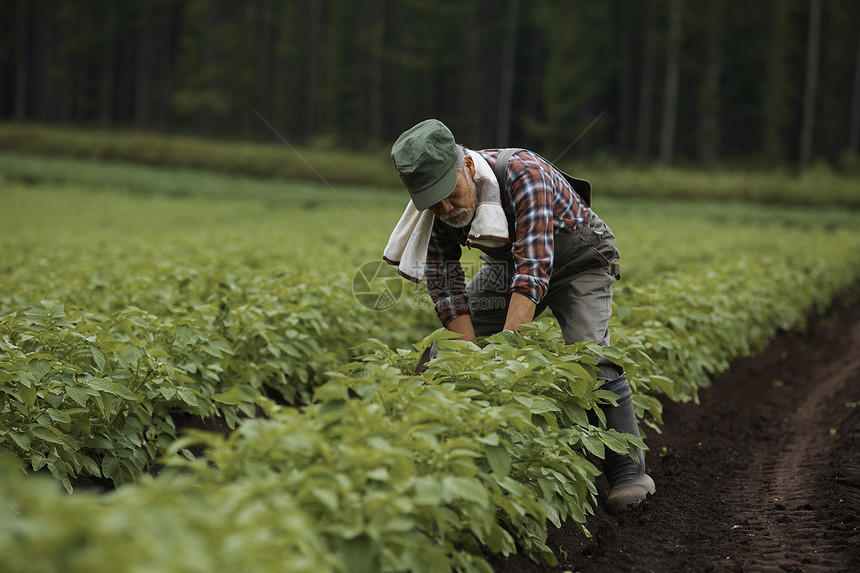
[493,147,593,208]
[492,148,522,245]
[493,148,521,191]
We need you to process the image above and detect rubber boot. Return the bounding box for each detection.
[600,373,656,515]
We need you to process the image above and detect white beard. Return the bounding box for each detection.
[440,207,475,228]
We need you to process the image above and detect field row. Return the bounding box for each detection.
[2,159,860,570]
[0,188,436,489]
[2,172,859,489]
[3,241,859,571]
[3,123,860,207]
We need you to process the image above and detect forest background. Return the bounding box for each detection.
[2,0,860,174]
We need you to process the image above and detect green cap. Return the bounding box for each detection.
[391,119,458,211]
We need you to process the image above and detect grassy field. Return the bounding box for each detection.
[2,151,860,572]
[3,123,859,208]
[3,152,858,417]
[3,151,856,287]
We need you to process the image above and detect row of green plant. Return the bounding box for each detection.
[3,123,860,208]
[612,231,860,416]
[2,162,860,570]
[0,455,336,573]
[0,243,437,490]
[4,235,860,571]
[0,180,437,489]
[0,276,413,490]
[165,329,631,571]
[165,225,860,569]
[1,326,630,573]
[0,124,395,189]
[4,156,857,294]
[0,152,404,209]
[2,172,859,491]
[6,226,854,494]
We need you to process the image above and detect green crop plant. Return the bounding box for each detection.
[0,457,338,573]
[2,155,860,571]
[1,326,633,572]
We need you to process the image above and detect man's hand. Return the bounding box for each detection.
[415,341,438,374]
[447,314,477,342]
[416,315,475,374]
[445,292,535,341]
[503,292,536,333]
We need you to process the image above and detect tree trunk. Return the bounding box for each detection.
[849,20,860,155]
[618,3,635,160]
[496,0,520,146]
[271,3,293,135]
[307,0,322,138]
[698,0,724,169]
[33,0,55,122]
[254,0,274,118]
[99,0,117,129]
[635,0,657,165]
[13,0,29,121]
[463,1,482,144]
[799,0,822,173]
[763,0,793,165]
[367,0,385,143]
[659,0,683,166]
[59,46,73,123]
[74,61,88,121]
[14,0,28,120]
[135,1,153,130]
[196,0,220,135]
[153,1,173,130]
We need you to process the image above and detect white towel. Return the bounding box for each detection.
[383,151,510,283]
[466,150,510,251]
[381,201,435,282]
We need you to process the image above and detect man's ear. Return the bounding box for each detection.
[464,154,476,178]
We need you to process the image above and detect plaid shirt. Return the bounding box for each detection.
[426,149,591,326]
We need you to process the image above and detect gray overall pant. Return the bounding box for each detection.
[467,211,623,381]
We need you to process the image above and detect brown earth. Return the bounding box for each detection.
[490,289,860,573]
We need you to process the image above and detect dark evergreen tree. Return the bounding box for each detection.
[659,0,683,166]
[2,0,858,169]
[799,0,822,172]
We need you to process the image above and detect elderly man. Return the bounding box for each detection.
[389,118,655,515]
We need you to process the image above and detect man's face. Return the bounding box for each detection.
[428,157,477,228]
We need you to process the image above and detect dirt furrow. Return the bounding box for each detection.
[721,333,860,572]
[491,289,860,572]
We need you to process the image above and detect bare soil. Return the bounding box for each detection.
[490,289,860,573]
